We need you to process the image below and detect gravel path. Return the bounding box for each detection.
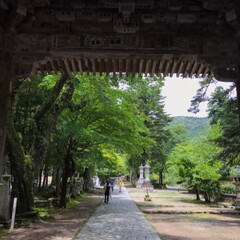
[75,185,160,240]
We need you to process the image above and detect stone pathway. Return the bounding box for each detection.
[75,185,160,240]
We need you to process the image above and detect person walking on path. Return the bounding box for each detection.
[118,179,122,192]
[75,183,160,240]
[104,181,111,203]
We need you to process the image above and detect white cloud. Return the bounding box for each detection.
[162,76,235,118]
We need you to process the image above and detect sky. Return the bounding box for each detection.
[161,76,235,118]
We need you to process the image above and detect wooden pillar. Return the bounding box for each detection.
[236,79,240,124]
[0,33,14,179]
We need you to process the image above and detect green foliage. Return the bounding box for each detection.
[166,124,188,149]
[120,75,171,181]
[207,86,240,166]
[35,186,55,200]
[169,116,209,139]
[53,73,154,177]
[221,185,236,194]
[188,75,216,114]
[0,230,7,237]
[189,78,239,167]
[167,124,224,202]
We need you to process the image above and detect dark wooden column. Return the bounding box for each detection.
[0,33,14,179]
[236,79,240,124]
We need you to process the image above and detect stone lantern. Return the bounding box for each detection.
[136,164,144,188]
[95,169,100,188]
[233,174,240,210]
[141,164,153,192]
[144,163,150,182]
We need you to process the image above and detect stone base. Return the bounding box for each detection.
[135,178,144,188]
[144,195,152,201]
[233,199,240,210]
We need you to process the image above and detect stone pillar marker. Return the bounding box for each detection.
[233,174,240,210]
[136,164,144,188]
[0,173,11,221]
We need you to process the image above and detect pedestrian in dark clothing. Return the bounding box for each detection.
[104,181,111,203]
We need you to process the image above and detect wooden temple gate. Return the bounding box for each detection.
[1,0,240,218]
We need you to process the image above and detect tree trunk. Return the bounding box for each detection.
[6,114,33,213]
[59,136,72,208]
[196,189,200,200]
[38,169,42,189]
[32,73,69,180]
[158,169,163,185]
[83,168,93,191]
[56,167,61,197]
[203,193,210,202]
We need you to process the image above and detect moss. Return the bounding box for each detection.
[34,193,86,220]
[0,230,8,237]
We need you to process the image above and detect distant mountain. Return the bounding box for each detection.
[169,116,209,139]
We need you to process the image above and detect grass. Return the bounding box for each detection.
[34,193,86,220]
[66,194,86,208]
[176,198,213,206]
[0,230,7,237]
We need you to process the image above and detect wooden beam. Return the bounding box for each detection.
[164,60,171,77]
[51,59,58,75]
[90,59,96,75]
[70,58,77,75]
[236,79,240,124]
[126,59,130,76]
[202,66,209,77]
[138,59,144,76]
[45,61,52,74]
[84,58,89,75]
[157,60,164,77]
[145,59,151,76]
[196,63,204,77]
[77,59,83,75]
[132,58,137,77]
[58,58,67,74]
[183,61,192,77]
[177,60,184,77]
[151,60,157,77]
[170,60,177,77]
[119,58,123,77]
[64,58,71,75]
[189,61,198,77]
[39,63,46,75]
[97,59,102,75]
[105,58,109,76]
[112,59,117,76]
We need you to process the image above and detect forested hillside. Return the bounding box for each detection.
[169,116,209,139]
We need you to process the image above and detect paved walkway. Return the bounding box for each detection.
[75,185,160,240]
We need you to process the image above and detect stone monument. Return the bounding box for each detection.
[95,170,100,189]
[136,164,144,188]
[141,164,154,192]
[233,174,240,210]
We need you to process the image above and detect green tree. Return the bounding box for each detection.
[207,86,240,166]
[167,124,223,202]
[121,75,171,183]
[189,77,239,167]
[52,73,153,207]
